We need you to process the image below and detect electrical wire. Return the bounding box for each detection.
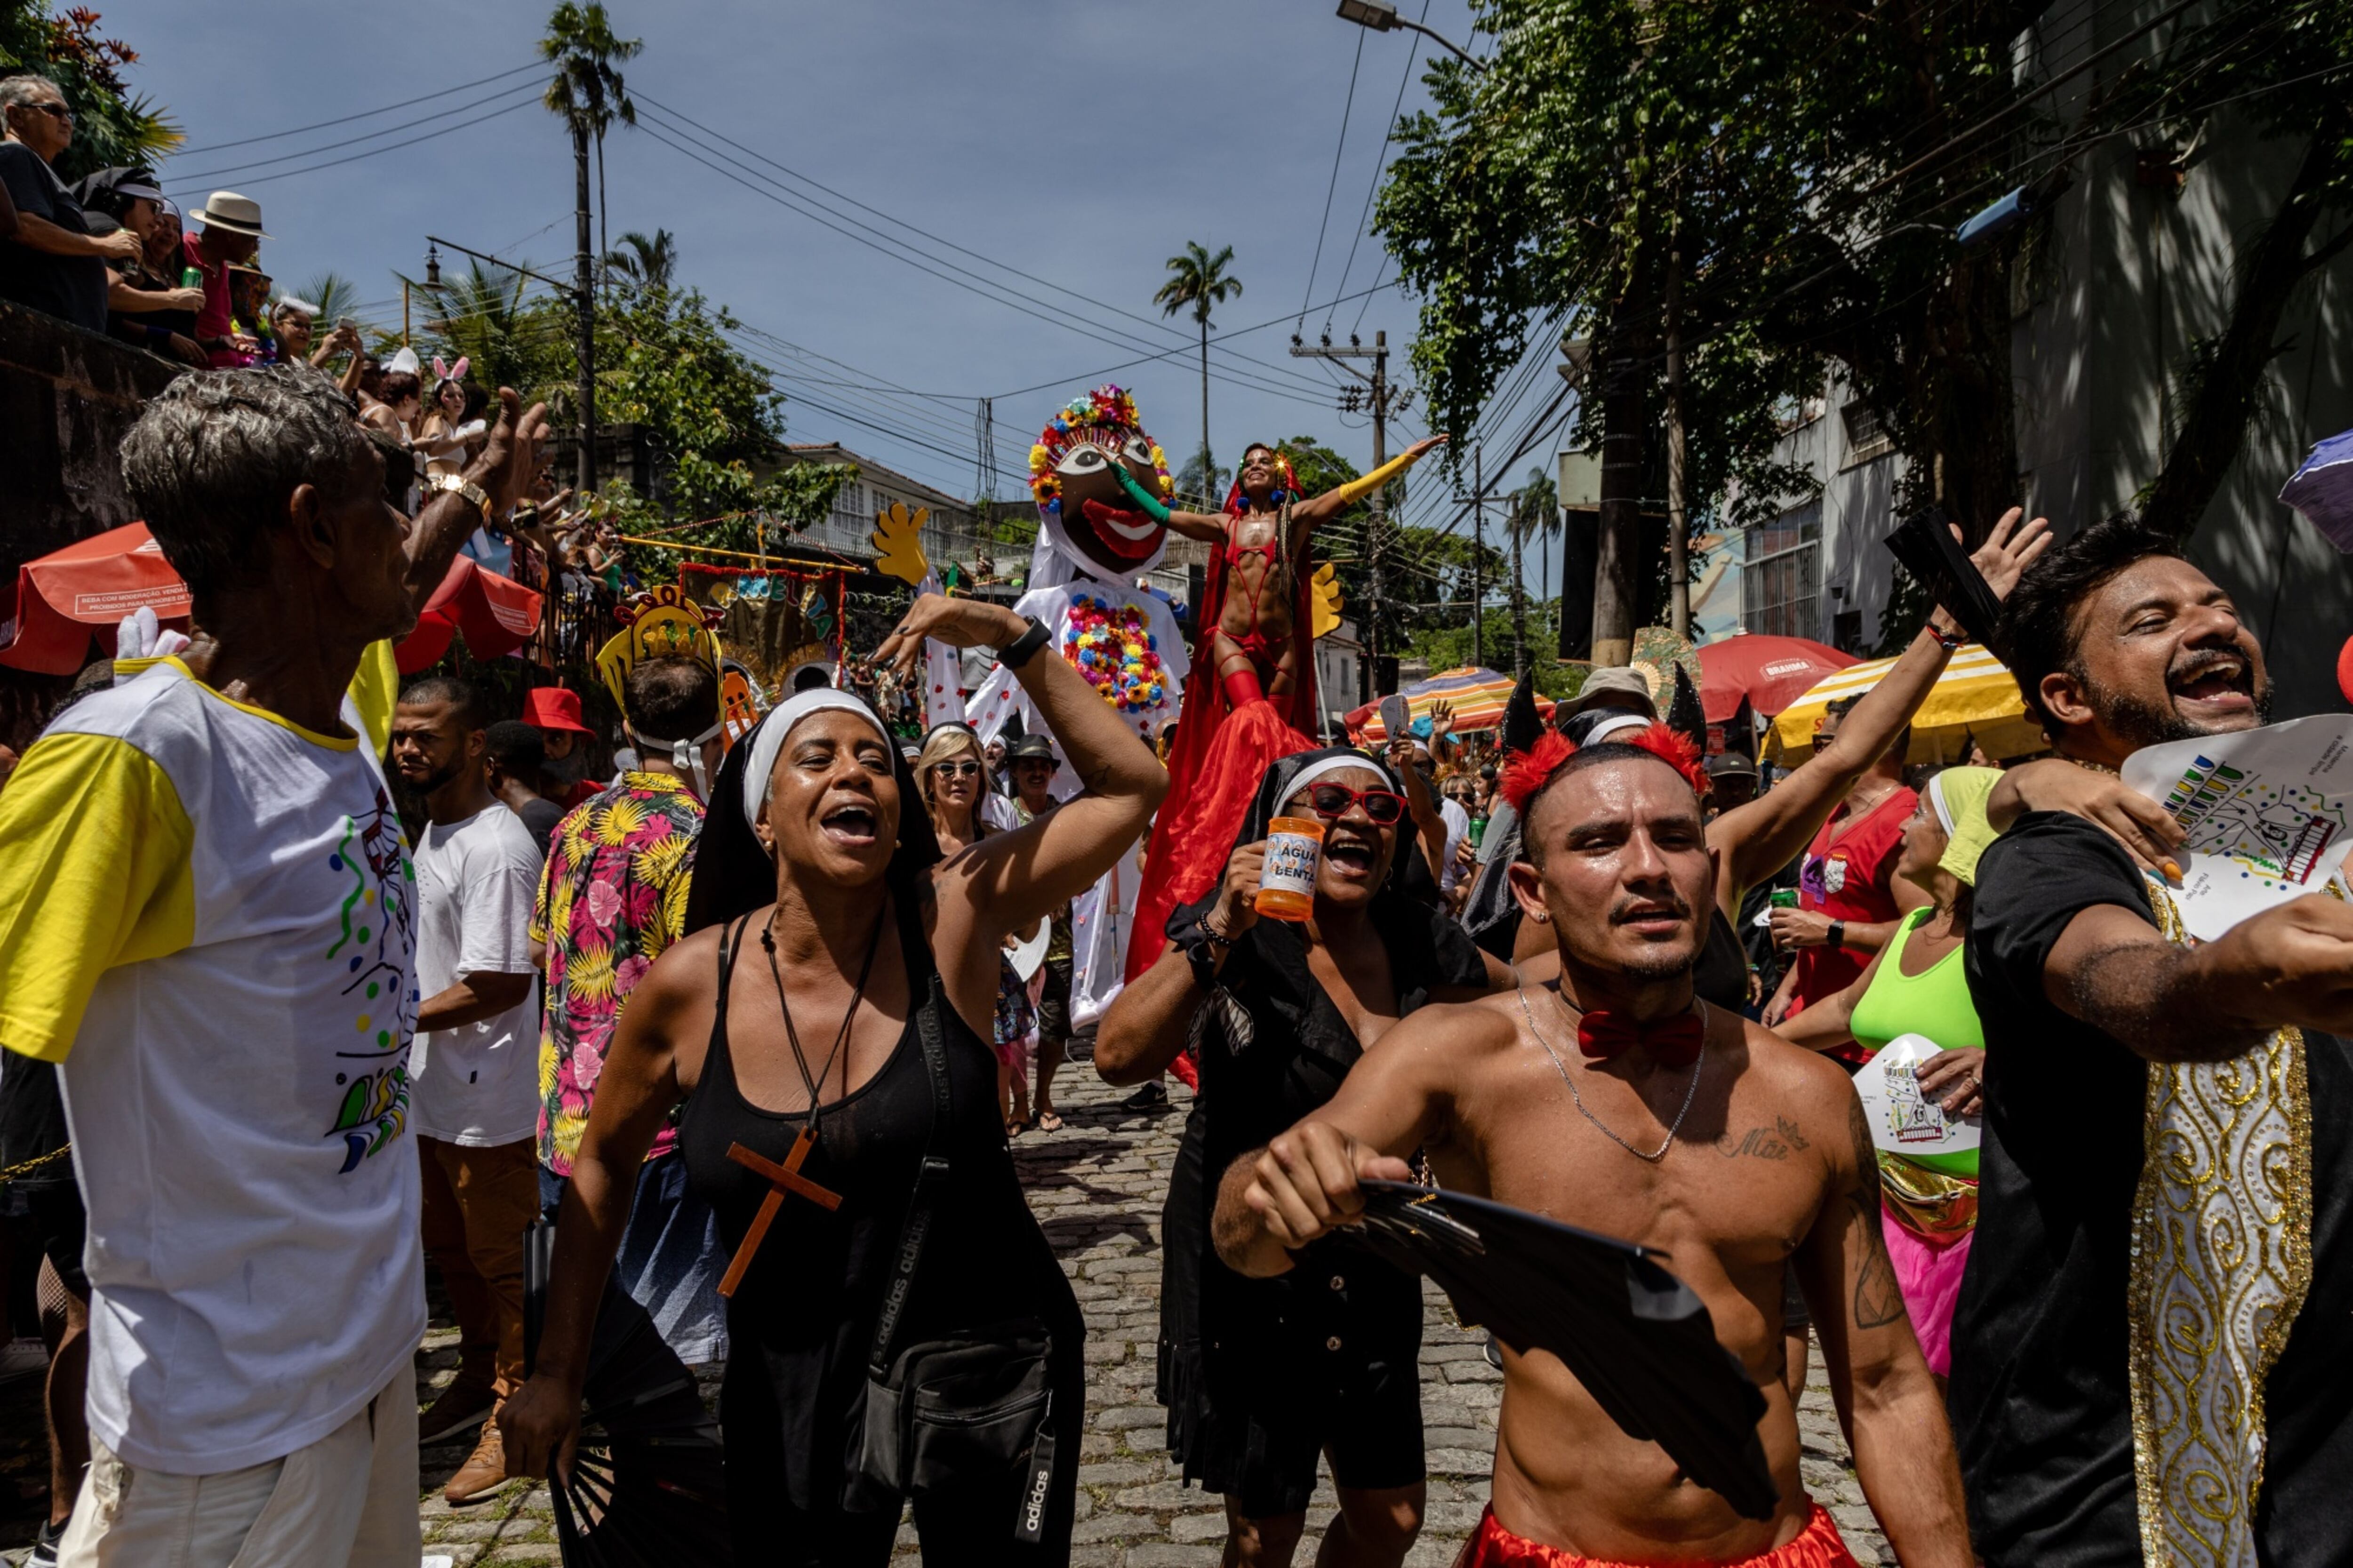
[166,97,541,192]
[1328,0,1434,336]
[168,62,545,156]
[169,79,549,185]
[1300,31,1368,333]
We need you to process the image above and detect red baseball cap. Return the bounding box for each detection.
[521,687,593,735]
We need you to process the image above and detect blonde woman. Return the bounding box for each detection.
[914,722,1038,1134]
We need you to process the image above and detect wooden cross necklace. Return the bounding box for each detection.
[716,904,888,1298]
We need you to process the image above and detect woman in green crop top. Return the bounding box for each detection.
[1778,765,2002,1381]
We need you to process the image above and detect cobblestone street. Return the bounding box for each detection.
[404,1069,1891,1568]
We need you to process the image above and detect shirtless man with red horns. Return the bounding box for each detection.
[1212,725,1971,1567]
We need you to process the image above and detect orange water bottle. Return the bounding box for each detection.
[1255,816,1324,921]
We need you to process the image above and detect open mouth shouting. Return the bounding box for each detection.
[2168,648,2257,720]
[819,799,880,850]
[1322,830,1382,882]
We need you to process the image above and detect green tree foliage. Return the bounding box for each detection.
[604,228,677,292]
[1278,434,1501,657]
[0,2,176,182]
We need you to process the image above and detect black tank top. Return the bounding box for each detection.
[1694,908,1752,1013]
[679,891,1081,1512]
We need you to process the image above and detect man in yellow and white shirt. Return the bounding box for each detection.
[0,368,546,1568]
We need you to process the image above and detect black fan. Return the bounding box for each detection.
[1352,1181,1778,1521]
[523,1222,734,1565]
[1883,507,2006,657]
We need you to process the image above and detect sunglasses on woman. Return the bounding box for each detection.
[1294,783,1408,825]
[934,760,983,778]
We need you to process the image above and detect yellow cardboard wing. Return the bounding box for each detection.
[871,501,931,586]
[1311,561,1345,640]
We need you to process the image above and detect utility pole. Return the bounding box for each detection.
[1292,328,1402,700]
[1509,471,1529,678]
[1665,244,1689,639]
[1471,442,1484,670]
[569,117,597,498]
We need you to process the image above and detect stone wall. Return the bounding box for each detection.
[0,302,184,748]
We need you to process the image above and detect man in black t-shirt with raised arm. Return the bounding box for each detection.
[1956,514,2353,1567]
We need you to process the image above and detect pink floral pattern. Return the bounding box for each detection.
[530,772,704,1176]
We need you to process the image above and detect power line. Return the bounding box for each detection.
[167,97,541,192]
[1300,31,1368,333]
[1328,0,1432,335]
[169,62,544,156]
[169,80,547,185]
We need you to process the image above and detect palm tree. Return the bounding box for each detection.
[294,271,364,326]
[540,1,642,492]
[603,228,677,291]
[1152,242,1241,491]
[1506,466,1561,670]
[540,3,643,277]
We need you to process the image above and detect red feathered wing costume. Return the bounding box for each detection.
[1127,486,1321,1039]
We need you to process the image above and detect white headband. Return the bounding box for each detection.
[739,689,888,832]
[1585,711,1651,745]
[1927,770,1958,836]
[1282,752,1400,807]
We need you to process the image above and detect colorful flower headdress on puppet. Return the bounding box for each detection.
[595,584,728,794]
[1027,384,1173,517]
[1498,723,1707,817]
[1224,440,1303,517]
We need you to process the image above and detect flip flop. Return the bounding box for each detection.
[1006,1118,1029,1137]
[1035,1111,1064,1133]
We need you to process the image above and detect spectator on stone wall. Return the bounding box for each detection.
[0,75,140,334]
[179,190,265,367]
[79,169,206,365]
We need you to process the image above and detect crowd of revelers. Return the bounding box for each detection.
[2,339,2352,1568]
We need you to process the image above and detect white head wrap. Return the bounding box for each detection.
[1280,752,1401,806]
[739,688,888,832]
[1584,711,1652,746]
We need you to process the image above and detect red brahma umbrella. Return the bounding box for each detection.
[1694,634,1857,721]
[393,554,543,672]
[0,523,192,673]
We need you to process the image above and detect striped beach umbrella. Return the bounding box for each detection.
[1345,666,1549,740]
[1769,643,2045,764]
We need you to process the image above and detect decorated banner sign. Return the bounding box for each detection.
[1854,1033,1979,1177]
[2119,712,2353,942]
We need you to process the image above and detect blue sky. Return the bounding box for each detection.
[96,0,1563,531]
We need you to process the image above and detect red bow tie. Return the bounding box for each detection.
[1576,1008,1705,1068]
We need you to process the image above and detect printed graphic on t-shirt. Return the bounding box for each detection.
[1802,851,1850,899]
[324,785,418,1174]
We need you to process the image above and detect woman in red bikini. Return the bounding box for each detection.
[1114,436,1448,1000]
[1111,437,1447,721]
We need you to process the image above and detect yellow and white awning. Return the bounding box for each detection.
[1769,643,2045,764]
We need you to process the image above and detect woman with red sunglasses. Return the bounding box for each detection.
[1099,748,1514,1568]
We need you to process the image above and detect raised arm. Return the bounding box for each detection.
[1290,435,1449,529]
[1793,1089,1972,1568]
[1769,944,1885,1053]
[1209,999,1489,1278]
[496,933,703,1477]
[401,387,549,610]
[878,596,1168,1018]
[2041,894,2353,1062]
[1707,509,2050,917]
[1105,458,1228,544]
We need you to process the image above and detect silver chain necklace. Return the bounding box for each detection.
[1513,973,1706,1164]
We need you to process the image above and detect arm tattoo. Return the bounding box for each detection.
[1082,761,1113,794]
[1714,1116,1809,1160]
[1845,1093,1905,1330]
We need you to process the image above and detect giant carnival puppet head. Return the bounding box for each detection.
[1028,385,1175,581]
[595,583,728,796]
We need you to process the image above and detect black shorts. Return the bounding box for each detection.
[1036,955,1073,1044]
[1226,1334,1426,1518]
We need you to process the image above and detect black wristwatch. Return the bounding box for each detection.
[997,615,1052,670]
[1827,920,1847,952]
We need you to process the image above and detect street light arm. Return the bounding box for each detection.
[1396,16,1485,69]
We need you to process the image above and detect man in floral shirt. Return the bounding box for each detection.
[528,658,728,1362]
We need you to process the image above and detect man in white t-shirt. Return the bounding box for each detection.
[0,367,547,1567]
[390,676,545,1505]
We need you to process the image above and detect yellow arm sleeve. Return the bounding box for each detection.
[348,640,400,756]
[0,733,197,1062]
[1333,447,1430,506]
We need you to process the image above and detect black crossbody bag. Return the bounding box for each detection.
[847,954,1059,1543]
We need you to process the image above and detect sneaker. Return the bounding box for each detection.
[1120,1080,1168,1112]
[0,1336,48,1383]
[444,1420,514,1505]
[27,1520,64,1568]
[417,1374,496,1445]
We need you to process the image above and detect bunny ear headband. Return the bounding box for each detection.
[432,355,469,385]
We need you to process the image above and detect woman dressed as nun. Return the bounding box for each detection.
[502,594,1167,1564]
